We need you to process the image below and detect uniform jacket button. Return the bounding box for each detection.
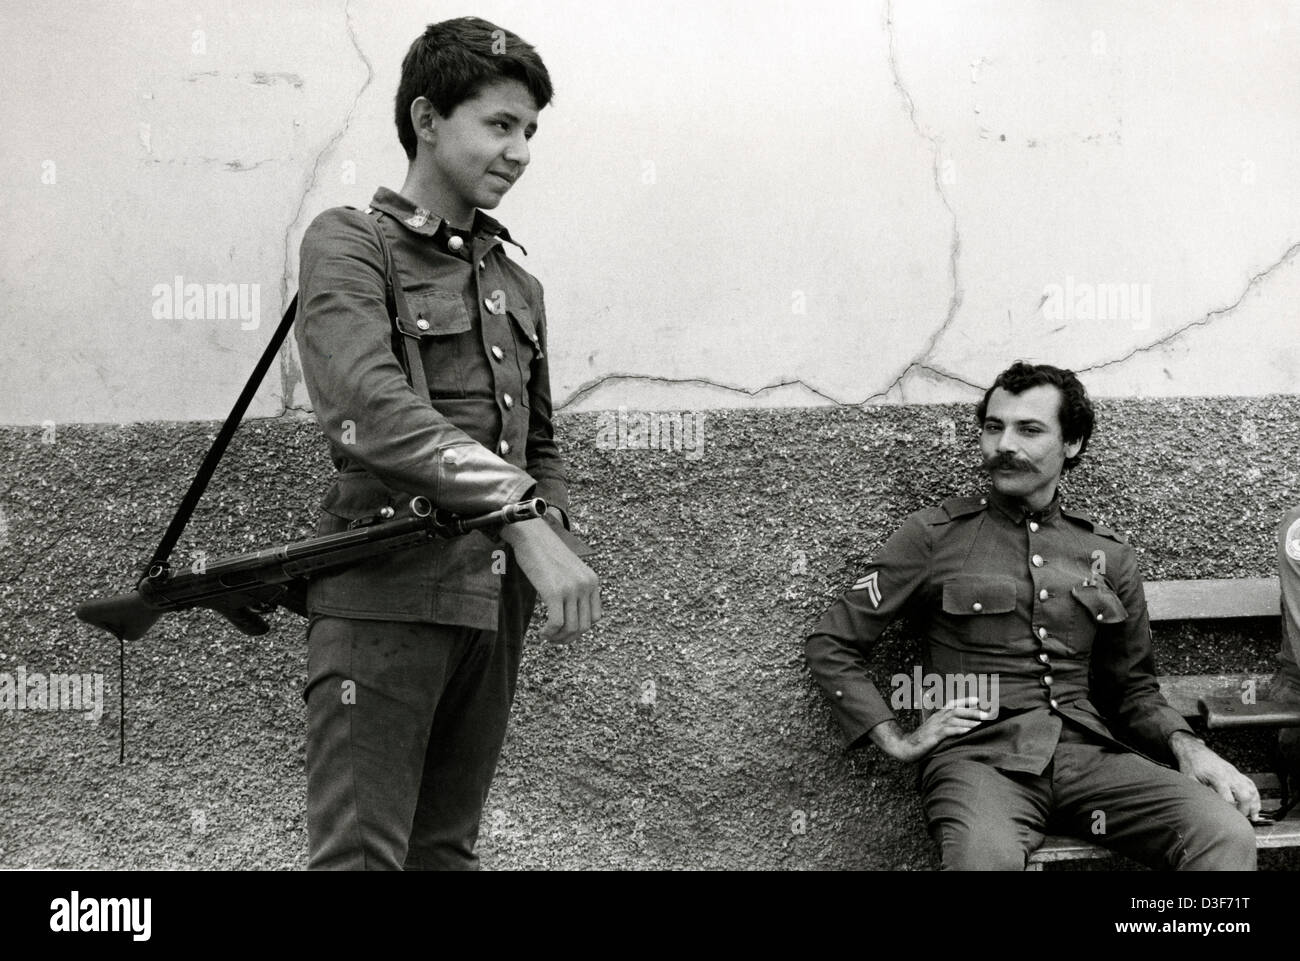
[1039,589,1049,600]
[503,393,514,409]
[1029,521,1040,532]
[491,345,504,361]
[1050,698,1059,709]
[498,439,511,455]
[448,235,464,252]
[1037,626,1047,639]
[972,602,983,613]
[1032,554,1044,567]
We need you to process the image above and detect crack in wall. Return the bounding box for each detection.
[275,0,374,416]
[871,0,965,400]
[556,1,972,415]
[556,373,851,410]
[270,403,315,420]
[1077,239,1300,375]
[553,365,984,412]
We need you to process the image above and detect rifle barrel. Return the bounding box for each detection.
[76,496,548,639]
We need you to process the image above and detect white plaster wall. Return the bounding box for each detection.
[1,0,1297,425]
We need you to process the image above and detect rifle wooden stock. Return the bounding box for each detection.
[76,496,547,641]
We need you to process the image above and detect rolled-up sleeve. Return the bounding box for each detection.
[294,207,536,514]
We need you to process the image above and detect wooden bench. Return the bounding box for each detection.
[1026,577,1300,870]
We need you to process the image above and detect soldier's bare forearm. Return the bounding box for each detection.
[1168,729,1206,765]
[867,719,913,760]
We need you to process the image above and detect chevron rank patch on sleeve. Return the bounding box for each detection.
[851,570,882,608]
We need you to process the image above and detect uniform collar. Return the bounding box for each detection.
[986,487,1062,526]
[367,187,526,253]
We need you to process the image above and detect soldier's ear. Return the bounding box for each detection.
[1064,438,1083,460]
[410,96,439,146]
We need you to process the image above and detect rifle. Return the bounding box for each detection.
[76,496,546,642]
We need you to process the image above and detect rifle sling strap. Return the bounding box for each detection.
[141,206,420,583]
[119,207,423,761]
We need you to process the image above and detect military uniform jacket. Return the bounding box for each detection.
[294,188,571,631]
[806,489,1193,775]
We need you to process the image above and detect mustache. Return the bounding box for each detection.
[983,454,1036,473]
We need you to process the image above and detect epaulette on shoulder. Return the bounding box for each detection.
[1061,507,1128,544]
[919,495,988,525]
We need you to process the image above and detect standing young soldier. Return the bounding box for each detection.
[294,18,600,870]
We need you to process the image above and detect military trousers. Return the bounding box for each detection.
[303,572,535,870]
[920,722,1257,871]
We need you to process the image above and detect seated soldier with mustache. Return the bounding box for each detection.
[806,361,1260,870]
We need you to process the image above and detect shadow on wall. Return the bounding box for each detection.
[0,397,1297,869]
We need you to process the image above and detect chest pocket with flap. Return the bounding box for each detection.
[1063,582,1129,655]
[1070,583,1128,624]
[940,574,1018,645]
[397,289,474,395]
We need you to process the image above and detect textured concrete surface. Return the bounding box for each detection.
[4,1,1300,425]
[1,397,1298,869]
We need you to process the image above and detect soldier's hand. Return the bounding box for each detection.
[500,518,601,642]
[1170,732,1262,820]
[872,698,990,763]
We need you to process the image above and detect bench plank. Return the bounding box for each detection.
[1155,674,1272,718]
[1145,578,1279,622]
[1200,696,1300,730]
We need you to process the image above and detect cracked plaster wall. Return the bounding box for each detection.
[2,1,1297,427]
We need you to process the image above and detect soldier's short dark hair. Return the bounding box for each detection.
[395,17,554,161]
[975,361,1095,470]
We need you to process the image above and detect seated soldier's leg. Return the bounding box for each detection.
[304,615,471,870]
[921,756,1052,871]
[1050,737,1256,871]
